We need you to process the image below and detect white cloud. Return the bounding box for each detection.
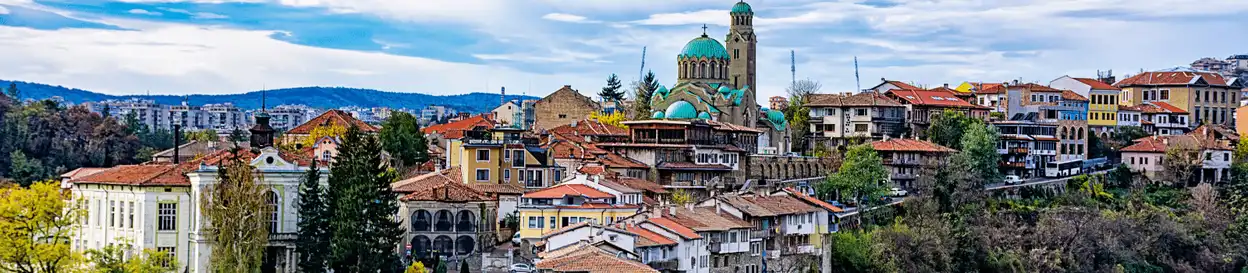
[192,12,227,19]
[127,9,162,16]
[632,10,728,26]
[0,23,601,96]
[541,13,597,24]
[0,6,8,14]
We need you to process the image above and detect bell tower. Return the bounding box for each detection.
[726,0,758,126]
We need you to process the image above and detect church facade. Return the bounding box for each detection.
[647,1,791,154]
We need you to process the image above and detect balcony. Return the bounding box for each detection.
[883,158,919,166]
[750,229,773,239]
[1000,161,1026,168]
[1007,147,1030,154]
[646,259,678,270]
[269,232,297,241]
[709,243,722,253]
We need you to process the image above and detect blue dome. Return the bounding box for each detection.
[697,112,711,120]
[654,84,669,95]
[651,111,665,119]
[765,109,787,130]
[679,36,729,60]
[731,1,752,14]
[717,86,731,94]
[665,101,699,119]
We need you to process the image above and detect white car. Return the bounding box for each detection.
[509,263,534,273]
[1004,175,1023,184]
[888,187,908,197]
[511,232,521,246]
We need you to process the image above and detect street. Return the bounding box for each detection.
[984,169,1111,191]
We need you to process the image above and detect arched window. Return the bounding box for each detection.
[1078,128,1085,140]
[433,236,453,256]
[1060,127,1068,139]
[412,210,432,231]
[700,62,708,78]
[266,191,278,233]
[456,235,475,255]
[712,62,719,79]
[410,235,431,258]
[434,210,453,232]
[456,210,476,232]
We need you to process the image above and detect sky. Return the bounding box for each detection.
[0,0,1245,105]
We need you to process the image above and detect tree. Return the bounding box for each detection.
[670,189,694,206]
[1106,163,1135,189]
[6,83,18,101]
[202,153,272,272]
[589,111,628,130]
[433,259,447,273]
[631,71,658,119]
[783,79,820,151]
[785,78,822,102]
[8,151,45,187]
[328,126,403,273]
[598,73,625,102]
[228,128,247,146]
[86,241,178,273]
[827,231,887,273]
[302,124,347,148]
[297,161,330,273]
[405,261,427,273]
[379,112,429,167]
[1111,126,1150,145]
[459,261,469,273]
[1161,141,1200,186]
[817,144,888,205]
[1086,132,1109,159]
[926,110,977,150]
[0,181,84,272]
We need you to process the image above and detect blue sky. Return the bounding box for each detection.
[0,0,1245,105]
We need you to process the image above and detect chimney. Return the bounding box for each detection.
[668,206,676,216]
[172,124,182,164]
[943,83,950,88]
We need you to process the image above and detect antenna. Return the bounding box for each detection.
[261,84,267,111]
[854,56,862,93]
[790,50,796,87]
[639,46,647,85]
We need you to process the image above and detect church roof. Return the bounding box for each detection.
[679,35,729,60]
[664,100,699,119]
[287,110,378,135]
[731,1,753,14]
[763,108,787,131]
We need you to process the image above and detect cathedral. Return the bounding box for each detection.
[648,1,791,153]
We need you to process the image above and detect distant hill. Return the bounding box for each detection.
[0,80,542,113]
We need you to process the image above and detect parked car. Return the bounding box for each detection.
[511,232,521,246]
[509,263,534,273]
[888,187,908,197]
[1004,175,1023,184]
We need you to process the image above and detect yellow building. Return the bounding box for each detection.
[1116,68,1243,127]
[516,183,640,239]
[446,127,564,190]
[1050,76,1121,136]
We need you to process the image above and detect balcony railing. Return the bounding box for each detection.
[646,259,678,270]
[709,243,722,253]
[1000,162,1026,168]
[1007,147,1030,154]
[269,233,297,241]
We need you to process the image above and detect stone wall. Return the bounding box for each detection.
[533,85,599,131]
[741,155,834,189]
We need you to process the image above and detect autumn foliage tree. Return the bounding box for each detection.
[0,181,84,272]
[202,153,272,272]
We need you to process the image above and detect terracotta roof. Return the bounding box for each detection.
[534,246,657,273]
[1072,77,1120,90]
[547,119,628,137]
[611,177,667,194]
[807,92,904,107]
[1122,134,1232,153]
[886,89,989,109]
[1060,90,1089,101]
[577,164,606,175]
[465,182,525,195]
[626,225,677,247]
[781,187,844,213]
[1118,104,1146,112]
[391,167,493,202]
[1150,101,1188,114]
[928,86,958,93]
[720,195,821,217]
[541,222,633,239]
[287,110,378,135]
[656,162,732,171]
[870,80,920,91]
[1115,69,1230,87]
[524,184,615,199]
[667,207,752,231]
[646,217,701,239]
[421,114,494,137]
[1014,83,1063,93]
[975,83,1006,94]
[72,149,305,186]
[548,141,598,160]
[599,153,648,169]
[707,120,765,133]
[597,179,643,194]
[60,167,107,180]
[870,138,956,153]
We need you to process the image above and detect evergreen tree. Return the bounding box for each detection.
[9,150,45,187]
[598,74,625,102]
[6,83,17,101]
[631,71,659,119]
[379,111,429,167]
[926,110,975,150]
[434,260,447,273]
[296,161,329,273]
[458,260,469,273]
[816,144,888,204]
[328,126,403,273]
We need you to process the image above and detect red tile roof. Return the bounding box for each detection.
[60,167,107,180]
[870,138,956,153]
[577,164,605,175]
[781,188,844,213]
[610,177,667,194]
[1014,83,1063,93]
[667,207,752,231]
[626,225,677,247]
[647,217,701,239]
[656,162,732,171]
[975,83,1006,94]
[465,182,525,195]
[886,89,989,109]
[524,184,615,199]
[1150,101,1188,114]
[72,148,309,186]
[287,110,378,135]
[391,167,493,202]
[871,80,920,91]
[599,153,648,169]
[720,195,821,217]
[807,92,904,107]
[1073,77,1120,90]
[421,114,494,138]
[1116,70,1230,87]
[1122,134,1232,153]
[1060,90,1089,101]
[547,119,628,137]
[534,246,658,273]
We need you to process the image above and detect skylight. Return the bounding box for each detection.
[931,96,944,100]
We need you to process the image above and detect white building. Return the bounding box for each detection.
[202,103,246,131]
[1122,126,1233,183]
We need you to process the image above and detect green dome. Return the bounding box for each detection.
[717,86,731,94]
[697,112,711,120]
[654,84,669,95]
[731,1,752,14]
[652,111,665,119]
[765,109,787,130]
[679,36,729,60]
[665,101,699,119]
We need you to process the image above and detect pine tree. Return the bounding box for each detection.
[296,161,329,273]
[598,74,625,102]
[379,111,429,167]
[458,260,469,273]
[632,71,659,119]
[328,126,403,273]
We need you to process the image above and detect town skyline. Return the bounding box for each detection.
[1,0,1245,104]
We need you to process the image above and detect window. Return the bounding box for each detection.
[504,169,510,181]
[854,124,868,132]
[266,191,279,233]
[321,151,331,161]
[127,202,134,229]
[109,201,115,227]
[1206,152,1212,160]
[512,150,524,167]
[476,149,490,162]
[158,203,176,231]
[558,114,567,119]
[549,217,556,228]
[855,109,867,116]
[475,169,489,181]
[1225,153,1230,161]
[156,247,175,267]
[1159,89,1169,100]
